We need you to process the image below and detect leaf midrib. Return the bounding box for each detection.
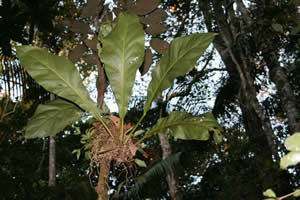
[27,53,95,115]
[120,22,129,118]
[149,119,214,135]
[146,39,200,112]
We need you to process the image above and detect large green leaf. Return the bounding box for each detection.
[144,33,217,113]
[145,111,223,141]
[100,12,144,119]
[26,99,83,139]
[16,46,102,121]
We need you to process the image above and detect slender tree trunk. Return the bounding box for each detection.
[95,160,110,200]
[199,0,292,195]
[200,0,279,160]
[235,0,300,134]
[48,94,56,187]
[159,135,182,200]
[158,101,182,200]
[264,52,300,133]
[48,135,56,186]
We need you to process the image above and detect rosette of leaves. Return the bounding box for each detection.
[17,11,221,200]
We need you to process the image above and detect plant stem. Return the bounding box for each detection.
[277,189,300,200]
[124,112,146,144]
[120,117,124,144]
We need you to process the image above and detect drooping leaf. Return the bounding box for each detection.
[145,23,168,35]
[72,149,81,160]
[120,152,182,199]
[280,151,300,169]
[100,12,144,119]
[263,189,276,198]
[285,132,300,151]
[25,99,83,139]
[81,0,103,17]
[63,19,91,34]
[140,8,168,24]
[128,0,161,15]
[84,38,98,52]
[16,46,103,122]
[144,33,217,113]
[68,44,87,63]
[150,38,169,54]
[82,54,98,66]
[139,48,152,75]
[135,159,147,168]
[145,111,223,141]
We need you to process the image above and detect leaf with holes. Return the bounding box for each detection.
[100,12,144,120]
[16,46,103,123]
[145,111,223,141]
[144,33,217,113]
[25,99,83,139]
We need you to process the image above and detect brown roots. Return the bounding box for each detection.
[91,116,138,200]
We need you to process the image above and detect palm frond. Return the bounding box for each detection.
[115,152,184,200]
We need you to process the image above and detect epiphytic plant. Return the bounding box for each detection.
[17,12,222,200]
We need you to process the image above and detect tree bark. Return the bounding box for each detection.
[48,135,56,187]
[264,51,300,133]
[159,134,182,200]
[158,101,182,200]
[200,0,279,160]
[48,94,56,187]
[95,160,110,200]
[199,0,293,194]
[235,0,300,134]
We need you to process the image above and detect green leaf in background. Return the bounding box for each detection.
[280,151,300,169]
[144,33,217,113]
[272,23,283,32]
[294,189,300,197]
[263,189,276,198]
[135,159,147,168]
[25,99,83,139]
[100,12,145,120]
[16,46,102,122]
[0,63,2,75]
[145,111,223,141]
[285,132,300,151]
[213,131,223,144]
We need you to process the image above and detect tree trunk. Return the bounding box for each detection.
[159,135,182,200]
[158,101,182,200]
[199,0,293,195]
[235,0,300,134]
[48,135,56,187]
[200,0,279,161]
[95,160,110,200]
[264,52,300,133]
